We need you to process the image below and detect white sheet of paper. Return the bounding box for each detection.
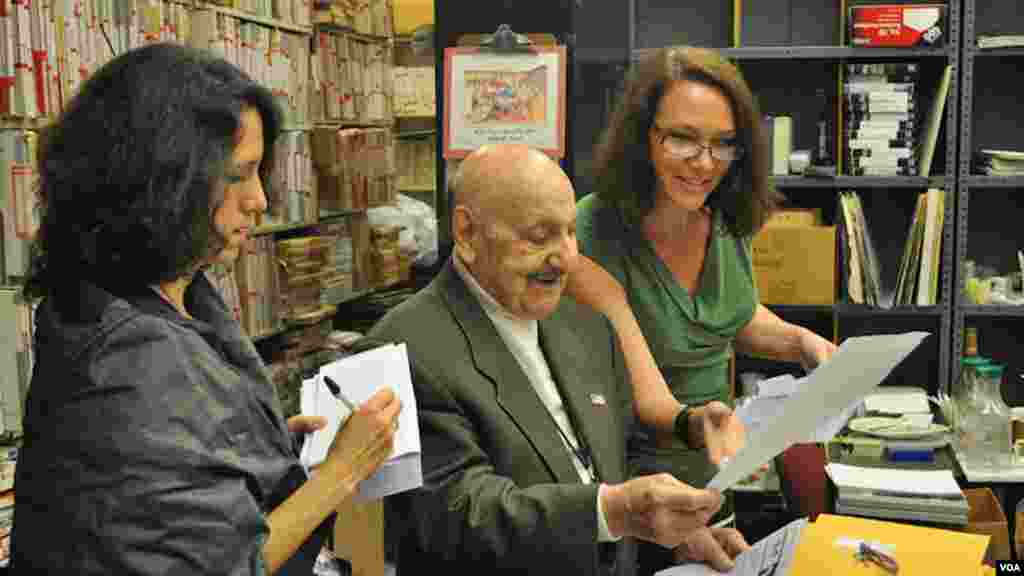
[864,391,930,414]
[299,377,353,470]
[318,343,422,501]
[708,331,929,492]
[735,388,861,443]
[654,518,808,576]
[825,463,962,496]
[755,374,801,397]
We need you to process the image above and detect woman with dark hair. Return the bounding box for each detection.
[12,43,400,574]
[575,46,837,574]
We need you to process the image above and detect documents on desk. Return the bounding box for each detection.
[787,514,989,575]
[653,518,808,576]
[657,512,989,575]
[709,331,929,491]
[826,463,969,525]
[299,343,422,501]
[863,388,931,415]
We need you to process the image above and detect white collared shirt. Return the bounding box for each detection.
[453,256,619,542]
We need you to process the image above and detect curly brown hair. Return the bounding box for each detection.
[592,46,782,237]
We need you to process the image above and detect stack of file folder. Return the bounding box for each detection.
[827,463,969,525]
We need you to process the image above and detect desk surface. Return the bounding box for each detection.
[953,448,1024,483]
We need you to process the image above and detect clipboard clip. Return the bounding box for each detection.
[478,24,536,53]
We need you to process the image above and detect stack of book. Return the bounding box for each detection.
[311,30,394,124]
[975,149,1024,176]
[0,487,11,567]
[235,236,281,339]
[837,190,884,307]
[0,129,38,283]
[312,0,393,37]
[0,288,32,437]
[316,220,357,305]
[395,134,437,192]
[894,188,945,306]
[263,131,317,229]
[0,2,312,124]
[826,463,969,526]
[312,127,396,212]
[277,236,335,323]
[843,63,919,176]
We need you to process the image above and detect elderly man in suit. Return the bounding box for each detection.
[370,144,747,576]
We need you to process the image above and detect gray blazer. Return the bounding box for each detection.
[369,259,637,576]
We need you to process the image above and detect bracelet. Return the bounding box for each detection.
[674,405,694,450]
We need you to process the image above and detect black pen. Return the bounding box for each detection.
[322,375,357,413]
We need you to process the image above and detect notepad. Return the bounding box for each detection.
[299,376,354,470]
[302,343,423,501]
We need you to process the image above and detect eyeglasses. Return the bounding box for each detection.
[652,125,743,162]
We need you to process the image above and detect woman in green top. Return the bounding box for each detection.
[576,46,837,574]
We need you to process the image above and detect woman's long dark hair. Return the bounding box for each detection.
[23,42,281,300]
[593,46,782,237]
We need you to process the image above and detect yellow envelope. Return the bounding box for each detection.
[788,514,989,575]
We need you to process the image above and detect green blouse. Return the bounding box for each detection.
[577,192,758,485]
[577,192,758,405]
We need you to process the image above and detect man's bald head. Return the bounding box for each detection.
[451,144,569,219]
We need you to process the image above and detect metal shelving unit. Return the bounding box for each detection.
[951,0,1024,387]
[961,305,1024,318]
[962,175,1024,188]
[771,176,946,189]
[968,47,1024,57]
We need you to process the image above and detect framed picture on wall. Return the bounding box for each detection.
[442,45,566,159]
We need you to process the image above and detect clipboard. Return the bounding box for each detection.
[442,25,566,159]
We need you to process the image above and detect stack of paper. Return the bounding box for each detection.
[863,386,931,415]
[977,149,1024,176]
[299,342,422,501]
[826,463,969,525]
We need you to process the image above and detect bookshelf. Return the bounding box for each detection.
[634,45,953,61]
[195,2,313,34]
[566,0,962,396]
[952,0,1024,396]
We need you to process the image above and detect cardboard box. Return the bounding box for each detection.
[962,487,1009,564]
[752,221,836,305]
[849,4,946,47]
[765,208,822,227]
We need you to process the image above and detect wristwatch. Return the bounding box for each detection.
[674,404,695,450]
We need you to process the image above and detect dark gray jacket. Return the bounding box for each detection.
[12,274,329,575]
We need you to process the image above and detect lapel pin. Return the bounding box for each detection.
[590,393,607,407]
